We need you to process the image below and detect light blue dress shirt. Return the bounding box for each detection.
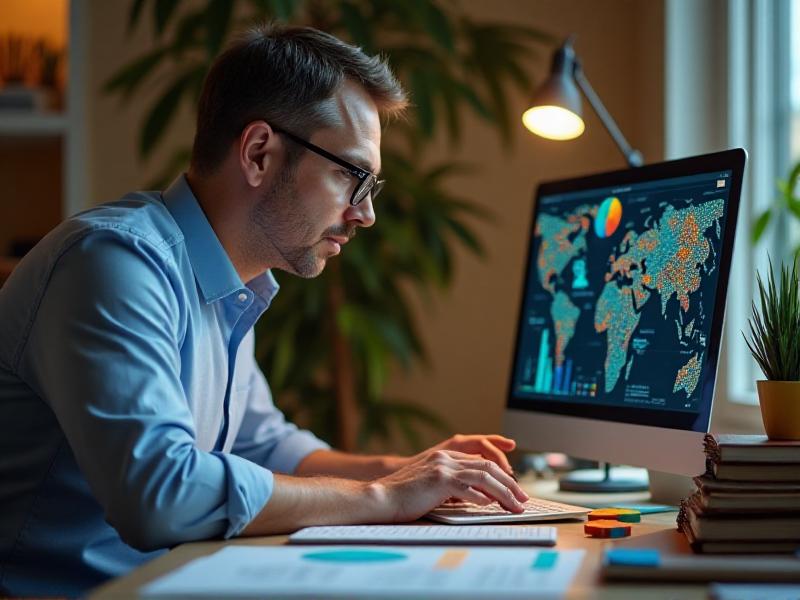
[0,175,329,597]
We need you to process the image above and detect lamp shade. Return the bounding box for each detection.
[522,39,585,140]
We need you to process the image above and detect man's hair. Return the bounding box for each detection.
[190,23,408,174]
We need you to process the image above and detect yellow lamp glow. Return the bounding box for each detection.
[522,105,585,141]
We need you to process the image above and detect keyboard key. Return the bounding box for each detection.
[427,496,590,524]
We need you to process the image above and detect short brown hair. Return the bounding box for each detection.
[190,23,408,174]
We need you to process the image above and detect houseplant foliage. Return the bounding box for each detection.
[106,0,552,450]
[752,159,800,255]
[743,258,800,440]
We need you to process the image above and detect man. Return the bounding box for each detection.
[0,25,528,596]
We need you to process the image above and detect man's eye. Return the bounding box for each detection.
[339,169,352,179]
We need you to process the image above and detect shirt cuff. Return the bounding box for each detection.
[267,430,331,475]
[214,451,275,539]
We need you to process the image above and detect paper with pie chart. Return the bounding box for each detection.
[141,545,585,598]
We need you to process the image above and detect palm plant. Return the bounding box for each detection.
[105,0,553,451]
[743,258,800,381]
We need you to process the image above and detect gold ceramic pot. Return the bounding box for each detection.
[756,380,800,440]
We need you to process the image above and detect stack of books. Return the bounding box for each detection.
[678,433,800,554]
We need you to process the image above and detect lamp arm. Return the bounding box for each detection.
[573,64,643,168]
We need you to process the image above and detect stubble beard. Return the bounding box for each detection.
[250,167,325,279]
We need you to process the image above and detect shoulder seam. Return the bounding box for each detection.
[11,224,183,373]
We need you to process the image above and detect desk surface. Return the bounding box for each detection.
[89,510,706,599]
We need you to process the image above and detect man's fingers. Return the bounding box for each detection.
[451,486,492,506]
[453,469,525,513]
[485,435,516,451]
[461,459,528,502]
[478,438,515,475]
[432,449,513,480]
[449,435,516,475]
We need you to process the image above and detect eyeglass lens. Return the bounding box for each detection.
[352,176,385,206]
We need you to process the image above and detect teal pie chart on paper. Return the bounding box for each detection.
[302,549,408,563]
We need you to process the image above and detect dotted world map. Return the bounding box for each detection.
[535,196,724,401]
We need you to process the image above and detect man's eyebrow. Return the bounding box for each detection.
[341,151,380,176]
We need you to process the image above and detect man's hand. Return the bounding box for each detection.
[368,448,529,522]
[240,447,529,536]
[295,434,518,481]
[404,434,517,477]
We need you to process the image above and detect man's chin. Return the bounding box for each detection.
[291,254,329,279]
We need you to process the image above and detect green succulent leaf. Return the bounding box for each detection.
[743,256,800,381]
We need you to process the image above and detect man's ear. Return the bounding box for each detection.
[239,121,277,188]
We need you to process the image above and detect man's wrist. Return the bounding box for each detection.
[379,455,407,475]
[363,480,394,522]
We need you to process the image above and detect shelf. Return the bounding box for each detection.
[0,112,68,137]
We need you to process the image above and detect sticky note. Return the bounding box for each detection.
[605,548,660,567]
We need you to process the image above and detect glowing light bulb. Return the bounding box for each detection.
[522,105,585,141]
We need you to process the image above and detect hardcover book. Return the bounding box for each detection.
[704,433,800,464]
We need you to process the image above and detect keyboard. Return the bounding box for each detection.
[426,497,591,524]
[289,524,557,546]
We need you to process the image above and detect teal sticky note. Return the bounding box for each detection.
[532,551,559,570]
[605,548,660,567]
[608,504,676,514]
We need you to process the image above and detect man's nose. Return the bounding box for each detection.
[345,196,376,228]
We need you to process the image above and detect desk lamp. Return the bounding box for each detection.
[523,36,643,168]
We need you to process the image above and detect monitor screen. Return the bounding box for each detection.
[507,157,743,434]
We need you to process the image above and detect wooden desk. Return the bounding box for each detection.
[89,511,706,599]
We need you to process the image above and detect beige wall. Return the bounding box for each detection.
[382,0,665,451]
[87,0,665,452]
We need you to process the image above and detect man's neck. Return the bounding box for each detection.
[185,169,268,284]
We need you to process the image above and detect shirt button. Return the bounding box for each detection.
[237,292,248,302]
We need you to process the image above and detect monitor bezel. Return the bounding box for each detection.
[505,149,746,433]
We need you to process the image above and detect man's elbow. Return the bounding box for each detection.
[111,503,224,552]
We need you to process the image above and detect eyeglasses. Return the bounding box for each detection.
[273,127,385,206]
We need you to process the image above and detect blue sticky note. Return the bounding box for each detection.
[605,548,660,567]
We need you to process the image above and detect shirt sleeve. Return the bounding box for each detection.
[231,334,330,474]
[17,229,273,551]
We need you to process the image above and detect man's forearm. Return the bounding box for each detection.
[294,449,405,480]
[240,473,390,536]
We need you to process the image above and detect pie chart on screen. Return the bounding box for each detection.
[595,196,622,238]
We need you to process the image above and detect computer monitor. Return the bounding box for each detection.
[503,149,746,483]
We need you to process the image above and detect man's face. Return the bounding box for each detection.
[249,81,381,278]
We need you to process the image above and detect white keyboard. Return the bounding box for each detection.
[426,497,590,524]
[289,524,557,546]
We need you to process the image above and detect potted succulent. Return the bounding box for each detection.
[743,258,800,440]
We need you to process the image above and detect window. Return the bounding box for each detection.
[725,0,793,406]
[665,0,794,427]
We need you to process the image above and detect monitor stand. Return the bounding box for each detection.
[558,462,649,493]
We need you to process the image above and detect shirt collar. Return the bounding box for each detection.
[162,174,279,306]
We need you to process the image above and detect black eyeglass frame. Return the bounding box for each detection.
[272,127,384,206]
